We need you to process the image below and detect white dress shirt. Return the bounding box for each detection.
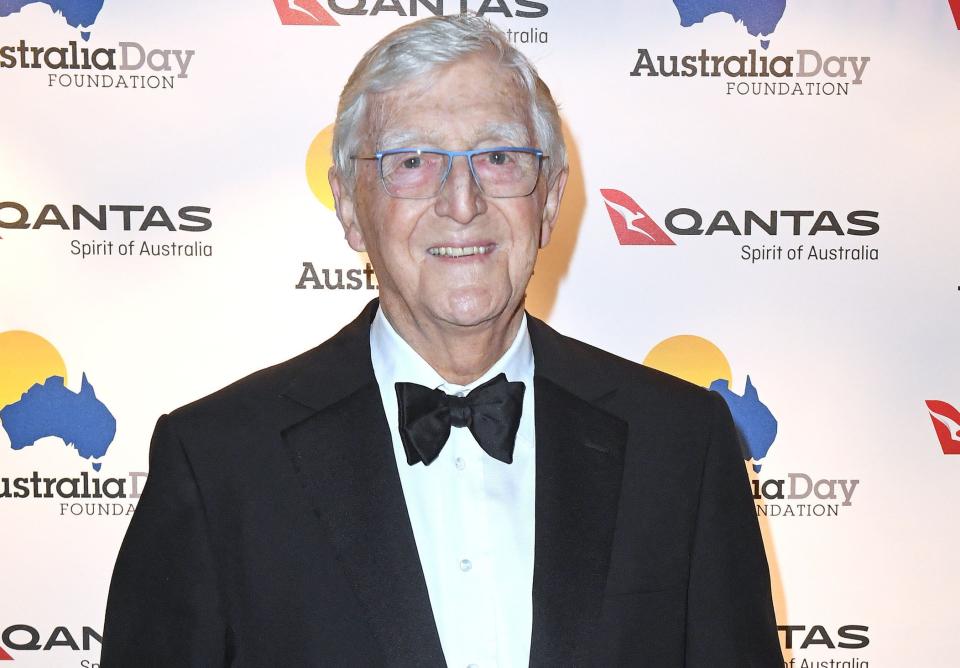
[369,307,536,668]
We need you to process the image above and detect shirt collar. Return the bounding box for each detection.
[369,306,534,395]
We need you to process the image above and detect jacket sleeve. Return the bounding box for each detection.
[101,414,229,667]
[684,392,783,667]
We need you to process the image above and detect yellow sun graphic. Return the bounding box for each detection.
[642,335,732,388]
[0,330,67,409]
[305,123,336,211]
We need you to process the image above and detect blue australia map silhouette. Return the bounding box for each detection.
[0,0,105,40]
[710,375,778,472]
[673,0,787,48]
[0,374,116,471]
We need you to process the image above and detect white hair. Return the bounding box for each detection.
[332,13,566,188]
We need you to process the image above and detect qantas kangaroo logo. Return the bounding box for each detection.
[600,189,675,246]
[926,400,960,454]
[272,0,338,25]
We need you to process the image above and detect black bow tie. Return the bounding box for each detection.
[395,373,525,466]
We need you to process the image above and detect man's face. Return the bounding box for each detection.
[331,54,566,332]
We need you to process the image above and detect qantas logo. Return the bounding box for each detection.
[599,190,879,252]
[926,400,960,454]
[273,0,338,25]
[600,189,674,246]
[950,0,960,30]
[0,623,102,660]
[271,1,549,25]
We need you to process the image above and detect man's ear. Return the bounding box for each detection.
[330,167,366,252]
[539,166,568,249]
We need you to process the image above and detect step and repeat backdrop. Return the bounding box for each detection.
[1,0,958,665]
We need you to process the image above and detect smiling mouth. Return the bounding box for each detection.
[427,244,495,258]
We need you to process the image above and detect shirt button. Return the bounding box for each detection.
[459,558,472,572]
[454,457,466,470]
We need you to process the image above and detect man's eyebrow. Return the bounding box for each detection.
[473,122,531,146]
[377,122,532,150]
[378,129,434,149]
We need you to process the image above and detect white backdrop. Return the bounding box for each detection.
[1,0,958,665]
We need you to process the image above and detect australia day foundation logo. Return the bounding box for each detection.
[643,335,859,517]
[600,188,881,265]
[0,331,146,516]
[0,0,197,90]
[296,123,381,292]
[629,1,871,97]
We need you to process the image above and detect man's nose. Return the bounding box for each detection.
[434,155,487,224]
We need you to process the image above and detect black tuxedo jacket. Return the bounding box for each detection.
[102,299,782,667]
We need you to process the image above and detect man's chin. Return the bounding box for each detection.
[432,292,516,330]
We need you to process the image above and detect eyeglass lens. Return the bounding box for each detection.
[380,150,541,198]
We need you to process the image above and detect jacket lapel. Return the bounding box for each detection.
[527,316,629,666]
[277,301,627,666]
[279,299,446,666]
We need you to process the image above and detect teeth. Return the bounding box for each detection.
[429,245,491,257]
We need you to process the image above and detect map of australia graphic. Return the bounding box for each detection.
[0,374,116,470]
[0,0,105,40]
[673,0,787,48]
[710,376,778,472]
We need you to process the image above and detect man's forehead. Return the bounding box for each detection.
[377,121,532,150]
[363,56,534,150]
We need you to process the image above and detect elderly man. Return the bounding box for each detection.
[102,14,782,667]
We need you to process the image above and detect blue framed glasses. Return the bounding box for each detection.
[352,147,547,199]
